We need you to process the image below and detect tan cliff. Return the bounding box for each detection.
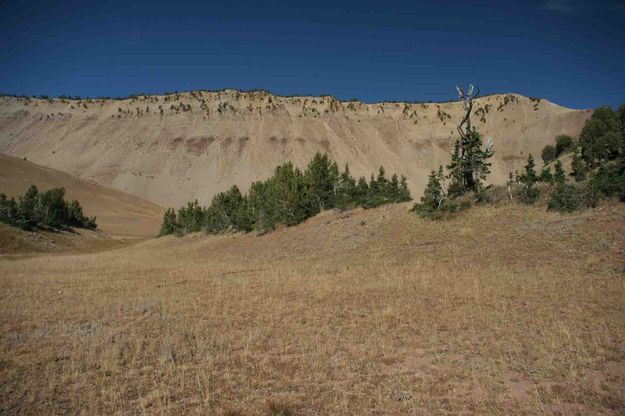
[0,90,591,207]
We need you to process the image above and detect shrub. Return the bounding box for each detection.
[541,145,556,164]
[589,161,625,201]
[555,134,574,156]
[548,183,581,212]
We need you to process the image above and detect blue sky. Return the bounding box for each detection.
[0,0,623,109]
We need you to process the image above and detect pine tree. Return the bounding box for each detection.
[398,175,412,202]
[36,187,68,228]
[412,166,444,216]
[247,180,278,233]
[388,173,400,200]
[446,140,464,197]
[462,128,494,192]
[273,162,309,225]
[355,176,369,205]
[18,185,39,221]
[158,208,178,236]
[549,160,580,212]
[176,200,204,234]
[570,151,587,182]
[519,154,539,204]
[335,164,357,209]
[0,193,26,229]
[304,152,339,212]
[376,166,388,195]
[538,167,553,183]
[554,160,566,184]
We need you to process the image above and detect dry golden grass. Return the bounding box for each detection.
[1,202,624,415]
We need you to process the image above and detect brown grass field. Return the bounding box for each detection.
[1,201,624,415]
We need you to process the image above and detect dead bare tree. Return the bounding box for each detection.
[456,84,479,141]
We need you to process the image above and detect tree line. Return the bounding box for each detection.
[159,152,412,236]
[0,186,97,231]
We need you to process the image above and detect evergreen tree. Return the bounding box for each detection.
[204,185,248,233]
[519,154,539,204]
[304,152,338,212]
[447,128,493,195]
[412,166,445,216]
[176,200,204,234]
[248,180,278,233]
[19,185,39,221]
[549,160,580,212]
[398,176,412,202]
[446,140,464,197]
[579,106,621,165]
[355,177,369,205]
[273,162,309,225]
[159,208,178,236]
[36,187,68,228]
[570,151,587,182]
[538,167,553,183]
[555,135,574,156]
[388,173,400,200]
[519,154,538,184]
[0,193,26,229]
[335,164,357,209]
[554,160,566,184]
[376,166,388,195]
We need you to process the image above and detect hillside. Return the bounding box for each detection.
[1,201,623,414]
[0,91,590,207]
[0,153,164,237]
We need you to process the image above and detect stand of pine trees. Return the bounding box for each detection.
[0,185,97,231]
[159,152,412,236]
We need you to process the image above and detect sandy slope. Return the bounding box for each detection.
[0,154,164,237]
[0,91,590,207]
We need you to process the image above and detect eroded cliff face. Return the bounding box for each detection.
[0,90,591,206]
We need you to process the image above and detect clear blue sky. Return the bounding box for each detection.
[1,0,623,109]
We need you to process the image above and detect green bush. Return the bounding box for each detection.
[541,145,557,164]
[548,183,581,212]
[589,161,625,201]
[555,135,574,156]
